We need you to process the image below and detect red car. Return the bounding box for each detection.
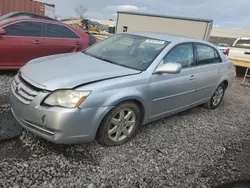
[0,18,96,69]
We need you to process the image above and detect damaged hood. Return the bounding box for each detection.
[20,53,140,91]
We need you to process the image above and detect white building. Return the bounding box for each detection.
[62,14,250,39]
[115,11,213,41]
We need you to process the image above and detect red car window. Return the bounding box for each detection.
[45,23,80,39]
[3,21,43,37]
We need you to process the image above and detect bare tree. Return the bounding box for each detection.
[75,5,87,19]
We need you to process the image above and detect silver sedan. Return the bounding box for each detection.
[10,32,235,146]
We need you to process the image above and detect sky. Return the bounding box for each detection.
[39,0,250,29]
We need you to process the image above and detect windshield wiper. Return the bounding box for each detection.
[83,51,141,71]
[97,56,117,65]
[84,52,117,65]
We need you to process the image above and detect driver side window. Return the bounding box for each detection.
[163,43,195,68]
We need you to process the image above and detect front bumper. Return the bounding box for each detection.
[10,90,112,144]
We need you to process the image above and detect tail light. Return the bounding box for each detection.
[224,48,229,56]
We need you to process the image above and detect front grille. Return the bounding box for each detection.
[11,74,40,104]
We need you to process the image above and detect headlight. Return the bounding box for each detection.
[43,90,91,108]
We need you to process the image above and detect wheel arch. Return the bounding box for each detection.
[105,97,146,124]
[101,90,147,120]
[95,97,146,139]
[116,99,146,125]
[221,80,229,89]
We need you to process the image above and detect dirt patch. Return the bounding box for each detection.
[203,140,250,187]
[0,95,8,105]
[0,139,31,160]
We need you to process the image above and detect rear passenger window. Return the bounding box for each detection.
[163,43,194,68]
[4,21,43,37]
[234,39,250,49]
[196,44,221,65]
[46,23,80,39]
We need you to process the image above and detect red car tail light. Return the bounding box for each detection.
[224,48,229,56]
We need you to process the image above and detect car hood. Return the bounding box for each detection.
[20,53,140,91]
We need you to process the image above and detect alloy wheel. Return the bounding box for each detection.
[108,108,136,142]
[212,86,224,106]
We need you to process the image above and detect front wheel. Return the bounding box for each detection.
[204,83,225,109]
[96,102,141,146]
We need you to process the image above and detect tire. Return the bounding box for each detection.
[204,83,226,109]
[96,102,141,146]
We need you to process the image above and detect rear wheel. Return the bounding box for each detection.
[204,83,225,109]
[96,102,141,146]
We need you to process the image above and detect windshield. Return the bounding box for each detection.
[234,39,250,49]
[83,33,169,71]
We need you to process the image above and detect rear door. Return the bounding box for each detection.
[0,20,44,68]
[193,43,226,101]
[43,22,84,56]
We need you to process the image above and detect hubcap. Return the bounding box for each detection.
[108,108,136,142]
[212,86,224,106]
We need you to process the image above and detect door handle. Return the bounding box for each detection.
[190,75,196,80]
[244,52,250,55]
[34,40,42,44]
[218,70,222,74]
[75,42,81,46]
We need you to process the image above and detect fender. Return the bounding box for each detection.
[101,89,149,124]
[214,72,234,93]
[103,90,145,106]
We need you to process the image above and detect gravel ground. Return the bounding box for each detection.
[0,71,16,96]
[0,72,250,188]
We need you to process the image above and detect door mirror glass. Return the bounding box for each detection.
[0,28,6,35]
[155,62,182,74]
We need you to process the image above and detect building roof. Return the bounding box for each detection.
[117,11,213,23]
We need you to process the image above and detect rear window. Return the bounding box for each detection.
[234,39,250,49]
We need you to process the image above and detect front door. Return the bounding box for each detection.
[0,20,44,68]
[148,43,199,121]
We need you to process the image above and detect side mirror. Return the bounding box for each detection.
[0,28,6,35]
[155,62,182,74]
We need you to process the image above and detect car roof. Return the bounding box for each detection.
[7,11,42,16]
[1,17,62,25]
[0,12,56,21]
[126,31,210,44]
